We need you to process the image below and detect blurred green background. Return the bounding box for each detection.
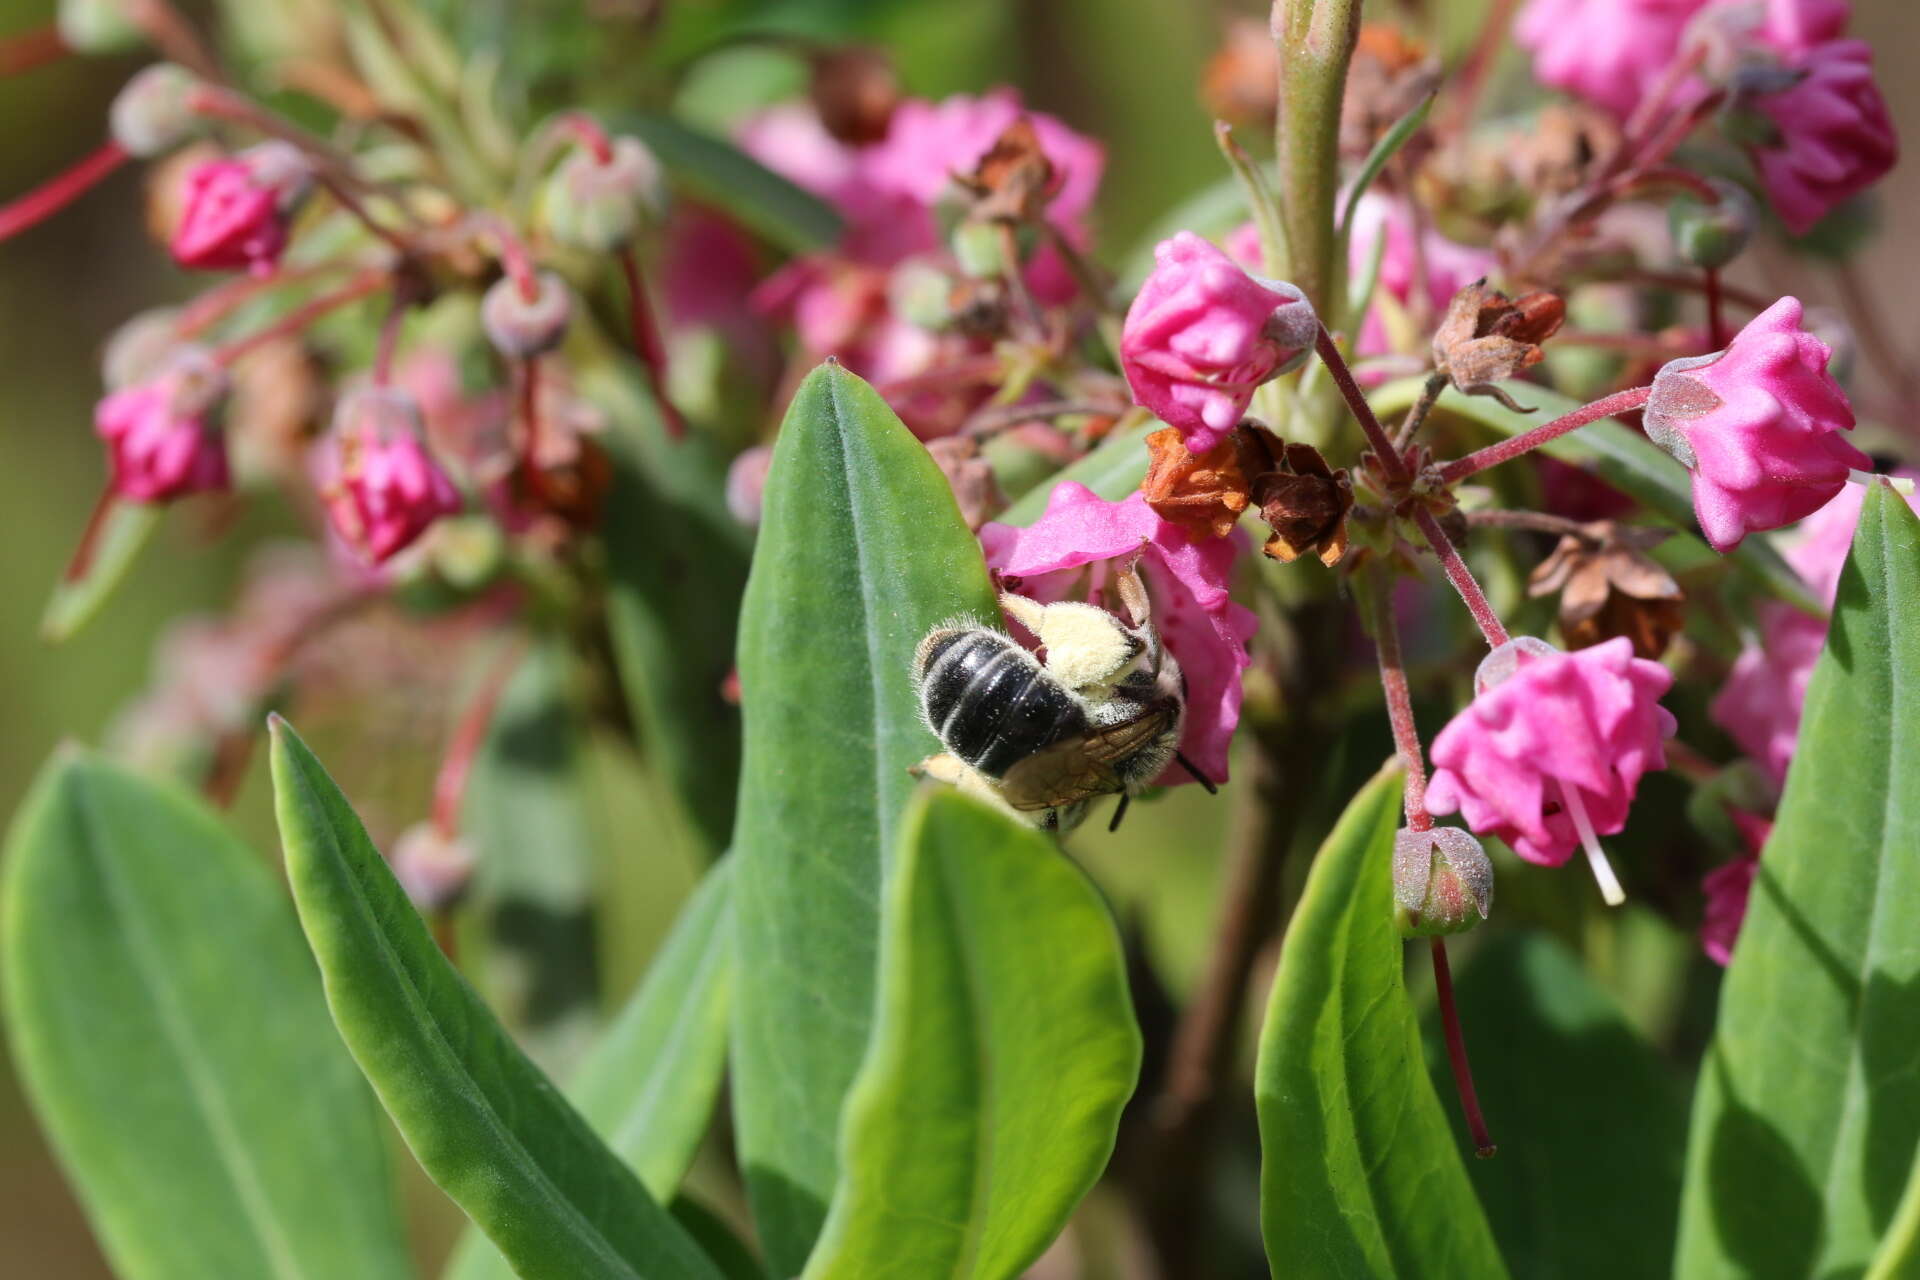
[2,0,1915,1273]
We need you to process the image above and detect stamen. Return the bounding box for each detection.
[1559,780,1625,906]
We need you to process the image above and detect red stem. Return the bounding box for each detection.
[1431,938,1496,1158]
[1438,385,1653,483]
[0,22,66,75]
[431,642,528,839]
[212,271,387,364]
[1413,506,1510,649]
[0,140,127,243]
[62,487,121,583]
[619,246,686,440]
[1368,580,1432,831]
[562,112,616,165]
[1704,268,1727,351]
[373,292,408,385]
[1316,325,1409,486]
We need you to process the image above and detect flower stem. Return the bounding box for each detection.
[0,22,65,75]
[1430,937,1497,1158]
[1392,369,1449,450]
[1438,385,1652,483]
[212,270,387,364]
[1465,508,1596,540]
[1273,0,1361,316]
[1413,505,1510,649]
[618,246,686,441]
[431,641,529,839]
[1366,575,1432,831]
[0,140,127,243]
[1316,324,1408,486]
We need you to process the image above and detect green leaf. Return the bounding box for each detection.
[1338,93,1435,244]
[1255,765,1508,1278]
[1,750,410,1280]
[591,357,752,856]
[803,789,1141,1279]
[268,718,722,1280]
[1369,378,1821,615]
[731,361,999,1275]
[445,861,737,1280]
[618,112,843,254]
[996,420,1153,525]
[1868,1151,1920,1280]
[39,500,162,642]
[1676,484,1920,1278]
[1423,932,1688,1279]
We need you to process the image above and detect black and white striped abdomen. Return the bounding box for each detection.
[914,629,1087,778]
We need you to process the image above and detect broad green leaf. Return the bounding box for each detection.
[40,499,162,642]
[1,750,410,1280]
[461,640,602,1073]
[1676,485,1920,1278]
[1423,932,1688,1279]
[445,862,737,1280]
[618,112,843,253]
[731,361,999,1275]
[268,718,722,1280]
[803,789,1141,1279]
[1868,1153,1920,1280]
[1255,765,1508,1278]
[1369,378,1821,615]
[590,357,751,856]
[997,420,1153,525]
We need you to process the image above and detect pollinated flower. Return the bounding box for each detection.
[1527,522,1686,660]
[94,347,231,502]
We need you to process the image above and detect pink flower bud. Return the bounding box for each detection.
[170,141,309,277]
[1425,637,1675,883]
[1514,0,1709,119]
[1121,231,1315,454]
[109,64,203,159]
[480,271,573,358]
[1393,827,1494,937]
[545,136,664,252]
[1643,296,1870,552]
[1737,39,1896,235]
[93,346,230,502]
[725,444,774,527]
[320,388,462,564]
[388,823,475,914]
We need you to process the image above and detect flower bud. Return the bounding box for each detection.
[887,258,957,331]
[321,387,462,564]
[480,271,573,358]
[171,141,312,277]
[1668,178,1757,270]
[58,0,139,54]
[109,65,204,159]
[725,443,774,527]
[1393,827,1493,937]
[950,218,1006,279]
[388,823,475,914]
[544,136,664,252]
[94,346,231,502]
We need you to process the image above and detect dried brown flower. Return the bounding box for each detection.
[1528,522,1684,659]
[1234,423,1353,566]
[1341,24,1440,164]
[1142,426,1250,539]
[926,435,1006,531]
[808,46,901,146]
[1431,282,1565,407]
[1201,19,1278,127]
[957,117,1056,224]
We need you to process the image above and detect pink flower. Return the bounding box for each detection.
[1515,0,1711,118]
[863,90,1105,228]
[1425,638,1676,880]
[170,141,307,277]
[1699,812,1769,965]
[979,482,1257,786]
[320,388,462,564]
[1751,0,1849,52]
[1121,231,1315,454]
[94,347,230,501]
[1344,195,1497,358]
[1643,296,1870,552]
[1742,40,1897,235]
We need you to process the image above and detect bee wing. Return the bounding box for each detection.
[997,705,1178,812]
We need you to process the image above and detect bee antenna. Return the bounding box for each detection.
[1108,792,1132,833]
[1175,751,1218,795]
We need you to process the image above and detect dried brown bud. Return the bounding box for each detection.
[926,435,1006,531]
[1432,282,1565,406]
[1234,424,1353,566]
[808,46,901,146]
[957,117,1057,224]
[1341,24,1440,165]
[1142,427,1250,539]
[1527,521,1685,660]
[1200,19,1278,127]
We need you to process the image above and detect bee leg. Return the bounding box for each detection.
[1174,750,1219,794]
[1107,791,1132,833]
[1114,557,1153,629]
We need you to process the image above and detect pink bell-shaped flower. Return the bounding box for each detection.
[93,346,230,502]
[1121,231,1316,454]
[320,387,462,564]
[1425,636,1676,904]
[1514,0,1710,118]
[1643,296,1872,552]
[978,481,1257,787]
[170,141,309,277]
[1739,39,1897,235]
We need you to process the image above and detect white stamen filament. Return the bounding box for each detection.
[1848,469,1916,495]
[1559,780,1625,907]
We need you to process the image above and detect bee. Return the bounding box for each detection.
[911,562,1217,831]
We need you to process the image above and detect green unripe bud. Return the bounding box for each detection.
[1669,179,1757,270]
[1393,827,1493,937]
[544,136,664,253]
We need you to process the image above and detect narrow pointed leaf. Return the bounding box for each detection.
[803,789,1141,1279]
[1255,765,1508,1278]
[268,718,721,1280]
[731,361,999,1275]
[40,500,162,642]
[1,750,411,1280]
[1676,484,1920,1278]
[1423,932,1688,1279]
[445,861,737,1280]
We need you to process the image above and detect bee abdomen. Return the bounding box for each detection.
[916,629,1086,778]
